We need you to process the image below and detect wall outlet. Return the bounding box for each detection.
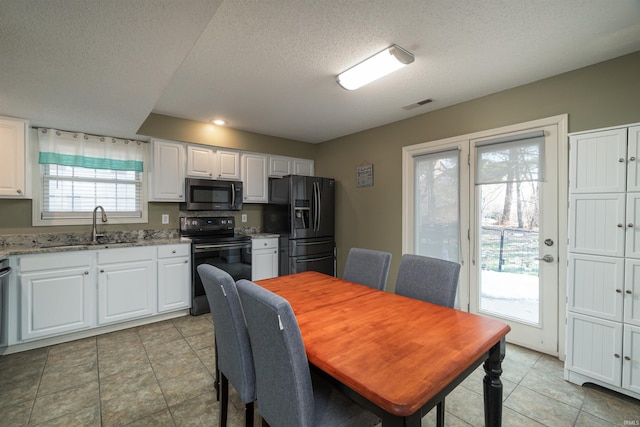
[161,214,169,224]
[241,214,247,223]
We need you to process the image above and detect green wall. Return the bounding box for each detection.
[315,51,640,282]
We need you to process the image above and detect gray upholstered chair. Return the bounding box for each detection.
[197,264,255,427]
[394,253,461,427]
[236,279,379,427]
[395,254,461,308]
[343,247,392,291]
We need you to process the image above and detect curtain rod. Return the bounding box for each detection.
[31,126,149,144]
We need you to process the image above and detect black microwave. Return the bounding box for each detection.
[182,178,243,211]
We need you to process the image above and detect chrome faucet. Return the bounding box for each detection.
[91,206,108,244]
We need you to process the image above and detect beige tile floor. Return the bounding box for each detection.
[1,314,639,426]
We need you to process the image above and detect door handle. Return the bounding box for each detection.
[536,254,554,263]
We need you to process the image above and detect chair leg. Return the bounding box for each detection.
[245,401,255,427]
[220,373,229,427]
[436,399,445,427]
[214,338,220,401]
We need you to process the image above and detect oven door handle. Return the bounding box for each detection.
[194,242,250,251]
[0,266,11,278]
[294,240,333,246]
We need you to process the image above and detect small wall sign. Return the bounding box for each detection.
[356,162,374,187]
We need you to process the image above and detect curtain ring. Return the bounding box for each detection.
[84,134,89,140]
[41,128,48,134]
[100,137,105,142]
[56,131,61,136]
[73,133,78,138]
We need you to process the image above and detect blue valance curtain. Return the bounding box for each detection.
[37,128,144,172]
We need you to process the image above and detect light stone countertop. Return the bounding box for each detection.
[0,229,188,258]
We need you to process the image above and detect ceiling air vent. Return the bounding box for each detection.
[403,98,433,110]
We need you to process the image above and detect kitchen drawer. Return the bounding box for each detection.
[19,252,93,272]
[158,244,190,258]
[252,237,278,250]
[97,246,155,264]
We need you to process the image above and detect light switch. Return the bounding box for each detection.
[162,214,169,224]
[241,214,247,223]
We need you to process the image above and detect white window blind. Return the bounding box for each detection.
[475,131,545,185]
[37,128,145,220]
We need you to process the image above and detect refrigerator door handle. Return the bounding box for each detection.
[295,254,334,263]
[316,181,321,232]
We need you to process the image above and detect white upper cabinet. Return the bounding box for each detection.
[269,155,292,177]
[186,144,215,178]
[215,149,241,180]
[293,158,314,176]
[241,152,268,203]
[149,139,185,201]
[569,128,627,194]
[628,126,640,192]
[0,116,29,198]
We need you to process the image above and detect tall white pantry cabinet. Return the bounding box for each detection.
[565,123,640,399]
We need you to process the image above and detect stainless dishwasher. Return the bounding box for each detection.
[0,258,11,347]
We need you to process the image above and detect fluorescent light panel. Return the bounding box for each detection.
[337,44,414,90]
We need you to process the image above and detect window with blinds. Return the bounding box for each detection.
[42,164,142,219]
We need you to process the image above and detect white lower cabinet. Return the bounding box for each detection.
[97,247,156,325]
[251,237,278,280]
[19,252,95,341]
[12,243,190,344]
[157,244,191,312]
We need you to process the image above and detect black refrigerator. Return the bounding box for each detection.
[263,175,336,276]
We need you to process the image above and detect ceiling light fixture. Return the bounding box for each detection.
[212,119,226,126]
[336,44,414,90]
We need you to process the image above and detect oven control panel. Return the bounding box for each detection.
[180,216,235,234]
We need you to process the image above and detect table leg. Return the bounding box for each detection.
[483,338,506,427]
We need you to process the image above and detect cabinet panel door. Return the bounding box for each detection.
[216,150,240,180]
[625,259,640,326]
[568,254,623,321]
[252,249,278,280]
[21,267,93,340]
[569,194,626,257]
[623,325,640,394]
[626,193,640,258]
[151,140,185,201]
[158,257,190,312]
[627,126,640,192]
[293,159,314,176]
[569,129,627,193]
[0,116,27,198]
[186,145,215,178]
[98,260,155,324]
[269,156,292,177]
[242,153,268,203]
[566,313,622,387]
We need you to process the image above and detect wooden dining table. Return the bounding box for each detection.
[256,271,511,427]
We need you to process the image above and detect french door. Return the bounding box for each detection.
[403,115,567,356]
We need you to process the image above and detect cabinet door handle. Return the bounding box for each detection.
[84,271,89,275]
[630,157,636,161]
[17,189,23,194]
[615,353,621,358]
[172,250,176,253]
[616,289,622,293]
[629,223,635,228]
[619,158,625,162]
[618,223,624,228]
[184,260,188,264]
[625,356,631,361]
[627,290,633,294]
[100,269,105,273]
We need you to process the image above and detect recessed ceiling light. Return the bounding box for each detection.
[212,119,226,126]
[337,44,414,90]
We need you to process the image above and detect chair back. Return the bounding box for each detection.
[236,279,315,427]
[197,264,256,404]
[395,254,461,308]
[343,248,392,291]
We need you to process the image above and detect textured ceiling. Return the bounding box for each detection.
[1,1,640,143]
